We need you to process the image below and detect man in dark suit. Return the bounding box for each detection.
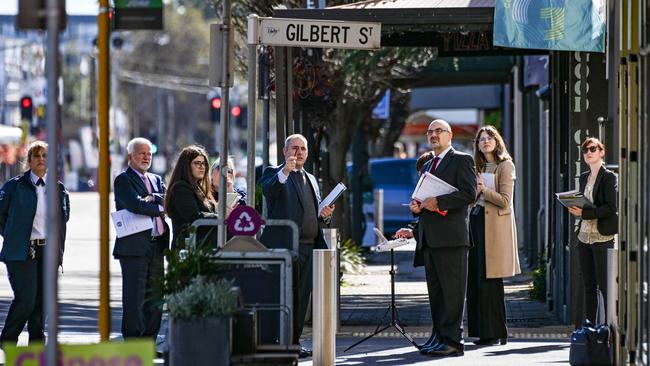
[113,137,169,339]
[410,119,476,357]
[260,134,334,358]
[0,141,70,346]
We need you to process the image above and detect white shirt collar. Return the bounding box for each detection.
[30,171,47,185]
[435,145,453,160]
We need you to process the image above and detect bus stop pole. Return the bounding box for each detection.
[313,249,337,365]
[217,0,232,248]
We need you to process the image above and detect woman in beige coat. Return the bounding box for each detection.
[467,126,521,346]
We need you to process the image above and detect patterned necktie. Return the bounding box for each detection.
[141,174,165,235]
[429,156,441,173]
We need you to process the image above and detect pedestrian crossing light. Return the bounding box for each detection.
[20,96,33,121]
[210,97,221,123]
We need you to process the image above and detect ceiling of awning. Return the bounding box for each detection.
[273,0,546,56]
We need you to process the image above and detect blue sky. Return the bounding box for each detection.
[0,0,98,15]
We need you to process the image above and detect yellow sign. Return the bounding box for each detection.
[4,340,154,366]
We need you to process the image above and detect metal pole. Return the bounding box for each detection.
[247,15,258,209]
[97,0,111,340]
[45,0,61,364]
[217,0,232,247]
[374,189,384,246]
[313,249,337,365]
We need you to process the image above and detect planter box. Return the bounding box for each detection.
[169,316,231,366]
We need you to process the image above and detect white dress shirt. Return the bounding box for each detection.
[30,172,47,240]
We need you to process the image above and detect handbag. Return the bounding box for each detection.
[569,291,614,366]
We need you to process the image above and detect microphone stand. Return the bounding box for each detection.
[344,247,419,352]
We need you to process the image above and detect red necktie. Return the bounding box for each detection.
[429,156,440,173]
[141,174,165,235]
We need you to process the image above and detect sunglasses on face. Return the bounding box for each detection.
[582,146,601,154]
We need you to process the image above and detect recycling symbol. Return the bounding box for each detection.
[234,212,255,232]
[226,205,263,236]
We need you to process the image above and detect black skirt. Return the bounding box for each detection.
[467,205,508,339]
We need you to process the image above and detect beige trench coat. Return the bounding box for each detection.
[481,160,521,278]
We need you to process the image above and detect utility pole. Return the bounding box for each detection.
[97,0,111,341]
[45,0,61,364]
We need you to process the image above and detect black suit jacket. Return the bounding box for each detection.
[579,166,618,236]
[112,167,169,257]
[414,148,477,267]
[167,181,218,248]
[259,164,328,250]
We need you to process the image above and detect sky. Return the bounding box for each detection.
[0,0,99,15]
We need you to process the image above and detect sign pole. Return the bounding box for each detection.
[45,0,62,364]
[247,15,259,210]
[217,0,232,248]
[97,0,111,341]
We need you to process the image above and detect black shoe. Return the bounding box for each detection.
[419,341,442,354]
[424,343,464,357]
[473,338,507,346]
[418,333,439,350]
[298,347,312,358]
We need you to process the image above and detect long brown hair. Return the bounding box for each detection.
[165,145,216,211]
[473,125,512,173]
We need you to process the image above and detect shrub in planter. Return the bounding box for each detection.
[167,276,237,366]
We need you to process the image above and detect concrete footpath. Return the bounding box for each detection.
[0,193,572,365]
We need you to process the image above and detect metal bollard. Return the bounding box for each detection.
[374,189,384,246]
[313,249,337,365]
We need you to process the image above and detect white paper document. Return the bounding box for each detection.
[111,209,154,238]
[411,172,458,202]
[319,183,347,213]
[227,192,239,207]
[480,172,496,191]
[373,228,413,252]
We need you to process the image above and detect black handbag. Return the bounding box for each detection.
[569,291,614,366]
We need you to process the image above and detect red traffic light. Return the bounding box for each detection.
[231,105,241,117]
[21,96,32,109]
[211,97,221,110]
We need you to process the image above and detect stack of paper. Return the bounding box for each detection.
[319,183,347,213]
[555,190,595,209]
[411,172,458,202]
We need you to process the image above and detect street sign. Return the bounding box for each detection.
[113,0,163,30]
[258,17,381,50]
[227,205,264,236]
[372,89,391,120]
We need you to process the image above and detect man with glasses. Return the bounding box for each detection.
[0,141,70,347]
[113,137,169,339]
[410,119,476,357]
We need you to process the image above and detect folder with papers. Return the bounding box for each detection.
[111,209,154,238]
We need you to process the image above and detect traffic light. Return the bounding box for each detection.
[20,96,33,121]
[210,97,221,123]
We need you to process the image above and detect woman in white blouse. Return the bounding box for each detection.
[567,137,618,323]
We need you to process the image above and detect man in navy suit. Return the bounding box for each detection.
[410,120,476,357]
[0,141,69,346]
[113,137,169,339]
[260,134,334,358]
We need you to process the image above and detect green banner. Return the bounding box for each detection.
[4,340,154,366]
[114,0,163,9]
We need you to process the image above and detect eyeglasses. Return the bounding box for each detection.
[478,136,495,143]
[192,161,208,168]
[582,146,601,154]
[426,128,450,136]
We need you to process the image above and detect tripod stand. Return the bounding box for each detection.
[344,248,419,352]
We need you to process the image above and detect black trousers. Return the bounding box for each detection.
[468,207,508,339]
[422,245,468,348]
[0,246,45,345]
[118,239,164,339]
[293,242,314,345]
[577,239,614,323]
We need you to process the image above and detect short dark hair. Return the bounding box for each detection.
[415,151,434,172]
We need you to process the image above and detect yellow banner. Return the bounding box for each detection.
[4,340,154,366]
